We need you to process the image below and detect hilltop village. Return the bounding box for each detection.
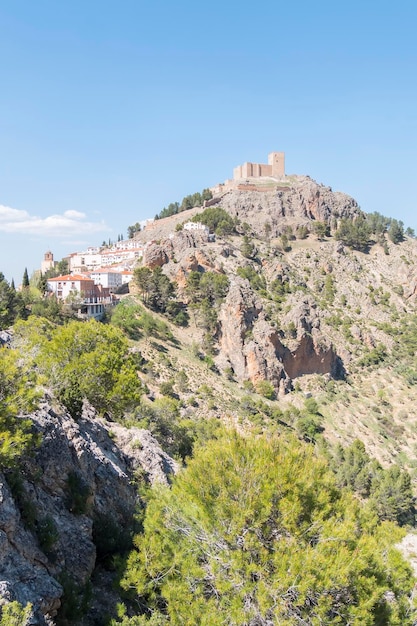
[39,152,284,319]
[41,221,212,319]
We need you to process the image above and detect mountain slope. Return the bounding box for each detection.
[133,175,417,473]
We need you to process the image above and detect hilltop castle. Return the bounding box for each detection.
[210,151,286,196]
[233,152,285,179]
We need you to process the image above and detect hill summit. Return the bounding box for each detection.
[132,170,417,464]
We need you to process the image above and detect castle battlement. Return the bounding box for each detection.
[233,151,285,180]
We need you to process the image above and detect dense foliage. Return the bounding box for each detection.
[328,440,415,526]
[134,267,176,313]
[335,216,372,250]
[0,348,39,469]
[334,212,407,251]
[118,433,416,625]
[36,319,145,419]
[0,273,27,328]
[155,189,212,220]
[191,206,236,236]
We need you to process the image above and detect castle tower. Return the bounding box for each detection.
[41,251,55,274]
[268,152,285,177]
[233,152,285,180]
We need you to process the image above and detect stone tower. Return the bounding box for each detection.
[41,251,55,274]
[268,152,285,177]
[233,152,285,180]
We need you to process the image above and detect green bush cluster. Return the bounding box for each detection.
[0,348,40,470]
[37,319,145,419]
[155,189,212,220]
[191,206,237,236]
[236,266,266,294]
[328,440,415,526]
[116,432,416,625]
[0,602,32,626]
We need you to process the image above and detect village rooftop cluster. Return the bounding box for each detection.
[42,221,209,319]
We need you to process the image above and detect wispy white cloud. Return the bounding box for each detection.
[0,205,111,236]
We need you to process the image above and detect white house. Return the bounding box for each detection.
[68,251,102,273]
[121,270,133,284]
[47,274,115,320]
[100,248,141,267]
[89,270,123,291]
[47,274,96,300]
[183,221,209,234]
[114,239,144,252]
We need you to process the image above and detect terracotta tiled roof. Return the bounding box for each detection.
[90,268,121,274]
[47,274,93,282]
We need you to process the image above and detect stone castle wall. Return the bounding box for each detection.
[233,151,285,180]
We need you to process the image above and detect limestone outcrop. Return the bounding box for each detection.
[216,176,361,235]
[217,279,343,391]
[0,399,178,624]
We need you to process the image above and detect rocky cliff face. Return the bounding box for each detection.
[133,178,367,391]
[217,279,342,393]
[216,176,361,235]
[0,398,178,624]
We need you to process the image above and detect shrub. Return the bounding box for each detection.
[66,471,91,515]
[93,513,135,566]
[255,380,275,400]
[39,320,145,419]
[0,602,33,625]
[57,573,91,622]
[159,380,176,398]
[37,516,59,553]
[358,343,387,367]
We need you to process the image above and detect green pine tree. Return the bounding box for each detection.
[22,268,30,288]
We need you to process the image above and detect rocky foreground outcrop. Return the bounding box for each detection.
[0,399,178,624]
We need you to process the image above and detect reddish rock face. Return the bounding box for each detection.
[143,242,170,269]
[218,278,343,391]
[280,333,340,379]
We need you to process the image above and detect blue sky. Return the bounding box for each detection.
[1,0,416,283]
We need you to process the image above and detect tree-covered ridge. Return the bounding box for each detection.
[333,213,408,251]
[116,432,416,625]
[155,188,213,220]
